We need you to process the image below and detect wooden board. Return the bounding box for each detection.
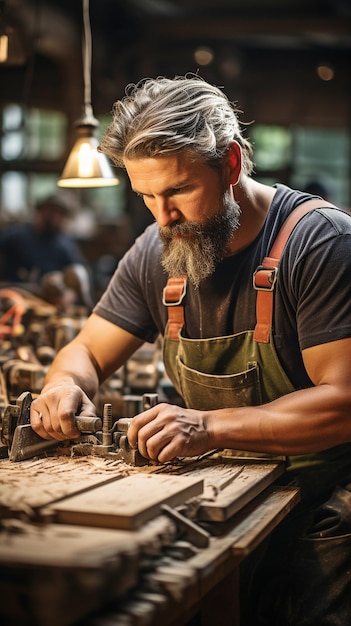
[228,485,301,556]
[76,486,300,626]
[0,455,140,511]
[197,461,284,522]
[47,473,204,530]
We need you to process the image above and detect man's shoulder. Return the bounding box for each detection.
[116,221,164,288]
[269,185,350,242]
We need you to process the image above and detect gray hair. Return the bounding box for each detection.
[99,75,254,175]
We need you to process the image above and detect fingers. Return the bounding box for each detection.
[31,398,79,441]
[127,404,161,448]
[127,404,209,463]
[30,409,49,439]
[31,385,95,441]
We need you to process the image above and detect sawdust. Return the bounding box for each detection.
[0,453,139,514]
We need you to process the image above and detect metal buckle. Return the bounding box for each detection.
[253,266,278,292]
[162,279,187,306]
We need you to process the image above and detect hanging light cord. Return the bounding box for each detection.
[58,0,119,186]
[82,0,93,119]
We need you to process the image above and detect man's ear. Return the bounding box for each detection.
[226,141,242,185]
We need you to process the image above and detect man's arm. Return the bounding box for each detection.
[128,337,351,462]
[31,313,144,440]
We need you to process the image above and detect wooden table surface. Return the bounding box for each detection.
[0,452,300,626]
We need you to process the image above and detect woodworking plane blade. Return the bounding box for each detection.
[10,423,65,462]
[5,391,102,462]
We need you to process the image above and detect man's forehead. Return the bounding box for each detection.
[125,152,205,191]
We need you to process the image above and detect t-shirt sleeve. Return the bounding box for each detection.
[282,208,351,351]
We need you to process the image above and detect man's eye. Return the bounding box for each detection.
[172,187,186,194]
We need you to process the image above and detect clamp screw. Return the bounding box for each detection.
[102,403,113,446]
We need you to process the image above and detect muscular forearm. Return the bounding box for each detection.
[42,340,101,400]
[128,381,351,463]
[208,384,351,456]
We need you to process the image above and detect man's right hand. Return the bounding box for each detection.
[30,383,97,441]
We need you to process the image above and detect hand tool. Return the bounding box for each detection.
[70,392,159,466]
[1,390,102,462]
[1,390,159,465]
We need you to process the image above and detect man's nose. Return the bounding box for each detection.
[154,198,179,227]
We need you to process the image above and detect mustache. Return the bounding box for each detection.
[159,215,225,243]
[159,221,204,241]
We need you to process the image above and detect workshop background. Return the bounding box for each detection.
[0,0,350,302]
[0,3,350,626]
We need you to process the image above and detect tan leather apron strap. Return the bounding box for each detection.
[163,276,187,340]
[253,198,337,343]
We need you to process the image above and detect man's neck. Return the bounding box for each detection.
[226,178,276,256]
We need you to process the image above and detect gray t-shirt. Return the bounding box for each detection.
[94,184,351,390]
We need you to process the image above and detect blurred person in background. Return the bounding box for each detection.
[0,192,93,309]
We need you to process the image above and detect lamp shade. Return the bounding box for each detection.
[57,118,119,188]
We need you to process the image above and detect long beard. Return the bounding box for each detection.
[159,189,240,288]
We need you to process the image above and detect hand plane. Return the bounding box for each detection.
[1,390,102,462]
[1,390,158,465]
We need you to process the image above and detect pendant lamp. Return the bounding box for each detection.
[57,0,119,188]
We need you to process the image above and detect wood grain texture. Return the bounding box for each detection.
[0,455,139,511]
[48,473,204,530]
[197,462,284,522]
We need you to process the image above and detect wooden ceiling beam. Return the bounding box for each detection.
[147,16,351,42]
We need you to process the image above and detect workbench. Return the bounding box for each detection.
[0,452,300,626]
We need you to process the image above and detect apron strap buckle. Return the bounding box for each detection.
[163,276,187,341]
[253,263,278,292]
[253,198,337,344]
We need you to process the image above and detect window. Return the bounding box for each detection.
[251,124,350,208]
[251,125,292,171]
[1,104,25,160]
[291,127,349,208]
[1,104,66,161]
[1,104,67,217]
[0,107,126,220]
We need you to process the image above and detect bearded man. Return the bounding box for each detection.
[31,75,351,626]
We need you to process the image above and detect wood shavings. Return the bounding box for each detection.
[0,453,139,513]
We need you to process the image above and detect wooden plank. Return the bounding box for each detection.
[0,455,139,511]
[0,521,138,568]
[0,483,300,626]
[187,486,299,583]
[197,462,284,522]
[228,485,301,556]
[47,473,204,530]
[94,487,300,626]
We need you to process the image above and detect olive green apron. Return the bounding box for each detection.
[163,327,294,411]
[161,199,351,624]
[162,199,331,418]
[163,324,293,461]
